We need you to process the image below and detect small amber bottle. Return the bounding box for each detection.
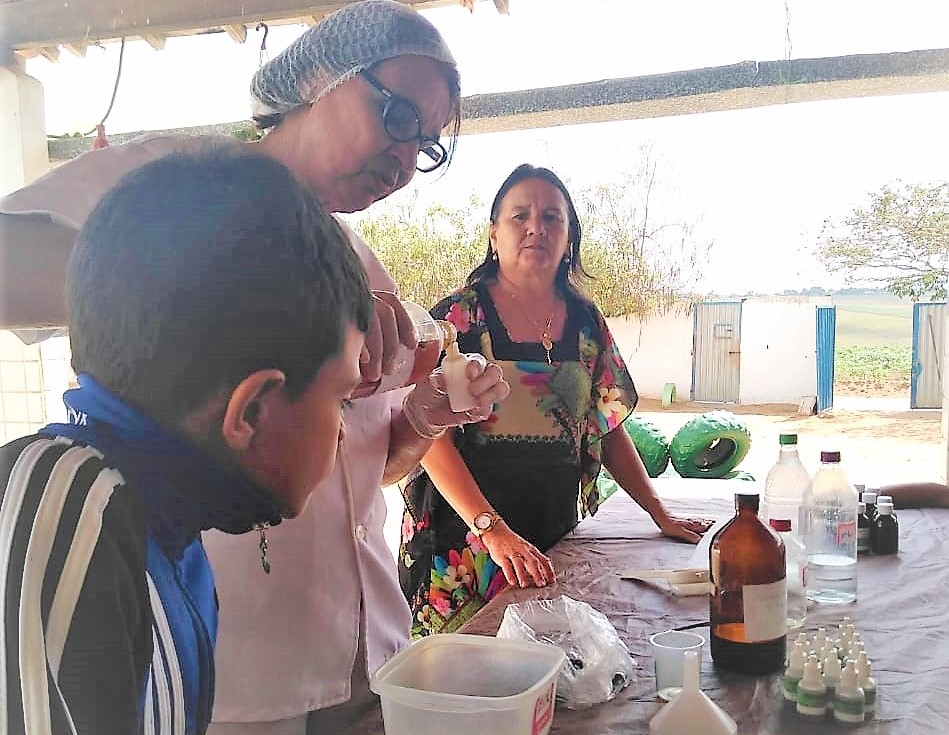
[870,500,899,555]
[710,493,788,675]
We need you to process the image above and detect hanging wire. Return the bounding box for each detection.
[47,36,126,139]
[84,36,126,135]
[256,22,270,66]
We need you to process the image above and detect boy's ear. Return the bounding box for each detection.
[221,369,287,452]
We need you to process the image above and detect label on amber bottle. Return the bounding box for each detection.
[742,580,787,640]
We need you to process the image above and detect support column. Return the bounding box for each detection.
[0,59,49,197]
[943,307,949,483]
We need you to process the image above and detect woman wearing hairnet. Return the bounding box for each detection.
[0,2,509,733]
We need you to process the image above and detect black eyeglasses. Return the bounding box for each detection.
[360,72,448,173]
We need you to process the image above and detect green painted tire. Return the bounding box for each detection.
[669,410,751,479]
[622,414,671,479]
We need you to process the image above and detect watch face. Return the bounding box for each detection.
[474,513,492,531]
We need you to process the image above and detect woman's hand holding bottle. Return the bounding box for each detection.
[402,358,509,438]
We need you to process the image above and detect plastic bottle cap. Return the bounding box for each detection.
[877,495,893,505]
[801,656,824,687]
[779,434,798,445]
[823,653,841,677]
[820,451,841,463]
[878,501,894,515]
[444,341,462,359]
[769,518,792,532]
[862,491,877,504]
[840,662,861,689]
[858,502,866,512]
[735,492,760,510]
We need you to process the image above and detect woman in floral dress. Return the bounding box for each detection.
[399,164,712,637]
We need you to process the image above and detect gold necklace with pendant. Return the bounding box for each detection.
[503,288,558,365]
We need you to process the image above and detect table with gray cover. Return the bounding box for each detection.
[363,479,946,734]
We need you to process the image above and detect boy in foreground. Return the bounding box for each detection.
[0,148,371,734]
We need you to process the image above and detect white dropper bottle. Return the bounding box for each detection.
[441,339,478,413]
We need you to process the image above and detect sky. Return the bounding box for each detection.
[24,0,949,295]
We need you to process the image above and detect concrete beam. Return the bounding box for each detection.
[46,48,949,161]
[1,0,463,56]
[38,46,60,63]
[225,24,248,44]
[459,48,949,135]
[141,34,167,51]
[64,43,88,59]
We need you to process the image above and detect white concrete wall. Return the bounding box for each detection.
[607,297,832,405]
[738,297,831,405]
[0,66,49,196]
[0,331,73,443]
[607,305,695,401]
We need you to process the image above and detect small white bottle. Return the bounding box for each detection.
[441,341,478,412]
[796,655,827,718]
[854,652,877,719]
[834,661,866,724]
[769,517,808,629]
[784,642,806,703]
[823,652,842,711]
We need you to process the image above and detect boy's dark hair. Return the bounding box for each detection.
[68,145,371,425]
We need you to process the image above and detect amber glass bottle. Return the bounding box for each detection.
[710,493,788,675]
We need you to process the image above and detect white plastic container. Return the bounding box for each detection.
[370,634,566,735]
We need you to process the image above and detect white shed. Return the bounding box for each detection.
[607,295,833,406]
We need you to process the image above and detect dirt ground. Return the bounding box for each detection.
[635,391,943,488]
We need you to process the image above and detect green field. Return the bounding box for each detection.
[833,293,914,348]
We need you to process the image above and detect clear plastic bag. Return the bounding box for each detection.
[496,595,637,710]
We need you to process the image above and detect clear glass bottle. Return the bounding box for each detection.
[352,301,458,398]
[805,451,858,605]
[710,493,787,675]
[769,518,807,629]
[762,434,812,532]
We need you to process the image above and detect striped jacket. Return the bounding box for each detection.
[0,434,216,735]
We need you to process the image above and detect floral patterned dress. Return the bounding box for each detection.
[398,282,638,637]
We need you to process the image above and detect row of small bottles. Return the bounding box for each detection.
[855,487,899,556]
[784,621,877,725]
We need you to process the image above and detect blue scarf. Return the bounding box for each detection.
[42,373,282,559]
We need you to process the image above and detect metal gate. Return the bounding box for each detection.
[691,301,741,402]
[816,306,836,413]
[911,302,946,409]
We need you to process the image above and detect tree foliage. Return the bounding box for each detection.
[578,154,711,317]
[819,182,949,300]
[353,192,486,309]
[354,154,711,317]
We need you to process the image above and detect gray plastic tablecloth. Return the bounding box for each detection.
[361,479,947,734]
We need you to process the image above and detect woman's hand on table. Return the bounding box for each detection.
[482,523,556,589]
[656,515,715,544]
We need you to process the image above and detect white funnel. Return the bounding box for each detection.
[649,651,737,735]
